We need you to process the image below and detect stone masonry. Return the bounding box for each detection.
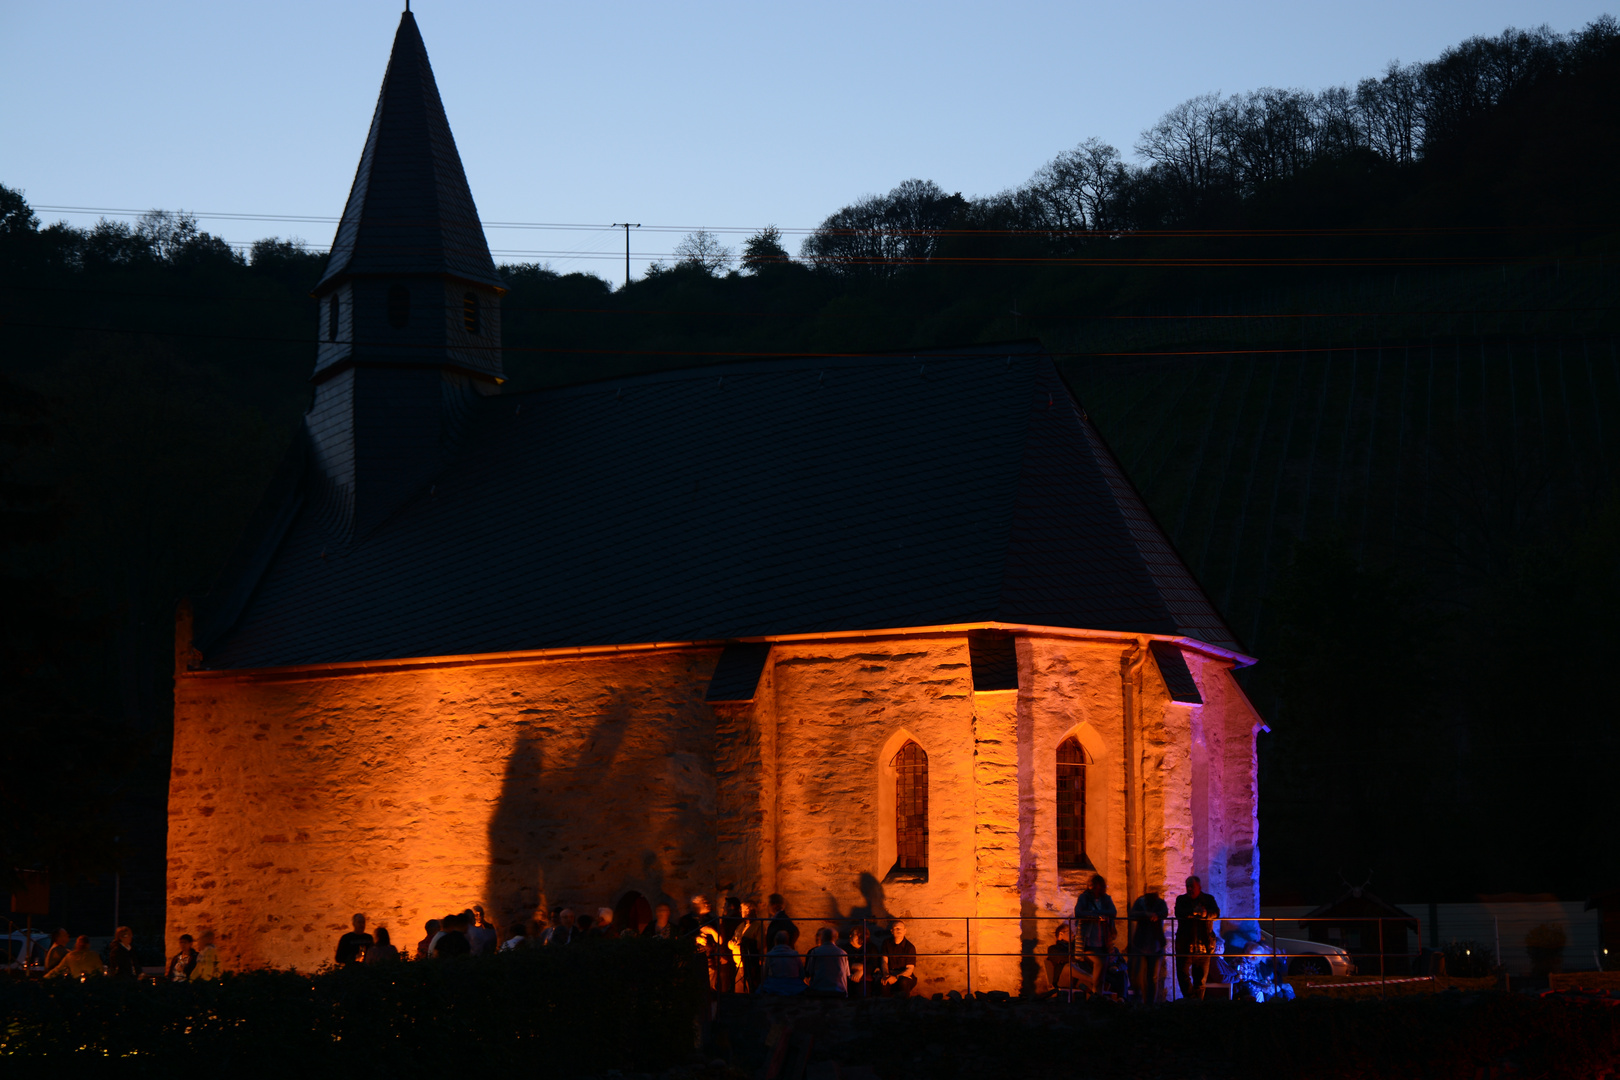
[169,629,1262,987]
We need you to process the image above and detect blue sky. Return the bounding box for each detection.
[2,0,1610,281]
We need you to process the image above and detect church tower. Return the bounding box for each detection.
[307,10,504,537]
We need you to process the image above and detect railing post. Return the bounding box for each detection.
[1379,917,1386,996]
[965,917,972,996]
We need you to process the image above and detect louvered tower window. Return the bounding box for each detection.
[327,294,339,342]
[462,291,480,334]
[1056,738,1089,868]
[892,740,929,871]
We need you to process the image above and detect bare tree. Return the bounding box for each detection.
[673,229,734,275]
[1356,62,1423,164]
[801,179,965,276]
[1030,137,1126,233]
[1136,93,1227,210]
[135,210,201,261]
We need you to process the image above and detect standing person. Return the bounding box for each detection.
[1174,876,1221,1000]
[335,913,373,966]
[758,930,805,995]
[543,908,578,946]
[41,929,70,975]
[766,894,798,949]
[165,934,198,982]
[725,899,759,993]
[468,906,498,956]
[805,928,851,998]
[1128,887,1169,1004]
[738,901,763,993]
[880,921,918,998]
[191,930,223,980]
[1074,874,1118,995]
[643,903,676,939]
[433,914,471,957]
[498,924,530,951]
[710,899,741,992]
[677,895,713,939]
[416,919,441,960]
[47,935,105,979]
[107,926,139,979]
[364,926,399,964]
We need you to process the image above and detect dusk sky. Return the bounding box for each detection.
[2,0,1610,280]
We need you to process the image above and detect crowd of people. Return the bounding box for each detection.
[11,925,220,982]
[13,874,1231,1004]
[336,876,1228,1004]
[327,894,924,999]
[1045,873,1224,1003]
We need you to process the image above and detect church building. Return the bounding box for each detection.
[167,11,1265,993]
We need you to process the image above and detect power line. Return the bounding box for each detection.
[28,204,1611,239]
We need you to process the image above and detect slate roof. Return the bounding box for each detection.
[199,346,1243,670]
[313,11,503,295]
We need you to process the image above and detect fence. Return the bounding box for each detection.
[701,914,1430,1001]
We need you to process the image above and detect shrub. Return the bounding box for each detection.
[1524,922,1567,950]
[0,937,705,1071]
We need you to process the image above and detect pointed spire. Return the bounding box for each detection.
[316,11,502,293]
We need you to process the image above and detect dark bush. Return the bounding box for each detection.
[0,938,705,1072]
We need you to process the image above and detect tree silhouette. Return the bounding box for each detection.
[673,229,734,275]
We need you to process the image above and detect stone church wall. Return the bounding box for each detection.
[169,630,1261,984]
[169,647,725,971]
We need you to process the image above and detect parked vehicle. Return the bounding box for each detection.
[1262,929,1355,976]
[2,929,51,970]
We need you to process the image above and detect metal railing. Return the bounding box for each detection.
[687,914,1428,1001]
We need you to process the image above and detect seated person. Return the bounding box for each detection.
[843,923,875,993]
[758,930,805,995]
[1045,922,1084,994]
[804,928,851,997]
[1215,920,1294,1003]
[880,921,918,998]
[49,935,106,979]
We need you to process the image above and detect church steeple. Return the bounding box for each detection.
[304,10,504,540]
[311,9,504,384]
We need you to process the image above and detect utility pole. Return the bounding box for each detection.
[611,223,640,288]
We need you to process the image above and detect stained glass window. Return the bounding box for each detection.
[1057,737,1088,868]
[892,740,928,871]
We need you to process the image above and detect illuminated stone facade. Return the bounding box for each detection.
[169,627,1262,990]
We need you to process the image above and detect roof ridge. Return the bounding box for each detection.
[502,343,1049,398]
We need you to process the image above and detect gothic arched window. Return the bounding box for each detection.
[892,740,928,872]
[1056,737,1089,868]
[462,291,480,335]
[327,294,339,342]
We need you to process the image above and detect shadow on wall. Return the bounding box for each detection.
[818,872,891,930]
[485,729,553,931]
[482,681,706,933]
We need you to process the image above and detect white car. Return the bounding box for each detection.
[1261,929,1355,977]
[1,929,51,971]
